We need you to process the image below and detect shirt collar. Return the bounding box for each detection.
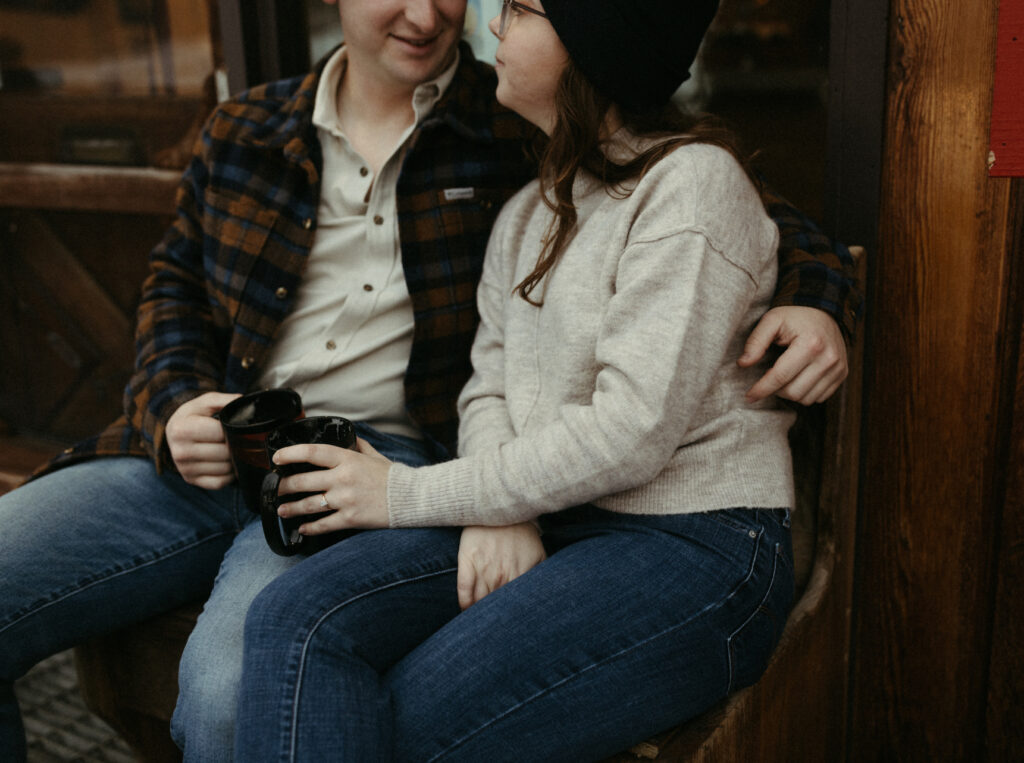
[312,44,460,139]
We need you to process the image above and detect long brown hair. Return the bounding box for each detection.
[515,59,754,304]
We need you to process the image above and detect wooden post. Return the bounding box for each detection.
[848,0,1021,756]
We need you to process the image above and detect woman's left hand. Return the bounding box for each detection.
[457,523,547,610]
[273,437,393,534]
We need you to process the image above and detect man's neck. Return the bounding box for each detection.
[336,65,419,175]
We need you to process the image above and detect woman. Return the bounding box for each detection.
[234,0,796,759]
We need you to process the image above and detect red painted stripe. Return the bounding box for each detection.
[990,0,1024,176]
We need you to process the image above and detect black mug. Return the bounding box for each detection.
[260,416,357,556]
[216,388,304,514]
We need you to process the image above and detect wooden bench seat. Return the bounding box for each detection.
[0,433,65,497]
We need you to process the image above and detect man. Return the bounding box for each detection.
[0,0,858,760]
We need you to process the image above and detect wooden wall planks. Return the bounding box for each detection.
[0,206,162,440]
[984,183,1024,761]
[849,0,1021,757]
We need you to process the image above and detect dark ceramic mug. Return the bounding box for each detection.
[216,388,304,514]
[260,415,357,556]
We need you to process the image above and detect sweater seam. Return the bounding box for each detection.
[622,226,761,289]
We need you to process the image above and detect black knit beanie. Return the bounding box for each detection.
[541,0,720,112]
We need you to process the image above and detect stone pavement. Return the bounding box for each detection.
[14,650,134,763]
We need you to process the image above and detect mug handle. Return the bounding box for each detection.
[260,471,304,557]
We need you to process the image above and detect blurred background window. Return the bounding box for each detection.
[0,0,829,210]
[0,0,223,165]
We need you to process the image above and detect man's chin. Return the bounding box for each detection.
[396,54,457,86]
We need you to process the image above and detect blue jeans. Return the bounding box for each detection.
[234,505,794,762]
[0,423,433,763]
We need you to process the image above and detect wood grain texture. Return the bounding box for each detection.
[0,163,179,214]
[75,603,205,763]
[0,208,154,440]
[0,94,207,165]
[0,434,63,494]
[849,0,1016,757]
[985,182,1024,760]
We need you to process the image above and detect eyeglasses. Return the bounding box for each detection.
[498,0,549,37]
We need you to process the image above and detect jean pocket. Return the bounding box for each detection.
[706,507,762,535]
[725,541,793,694]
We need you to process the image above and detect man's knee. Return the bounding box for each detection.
[172,634,244,757]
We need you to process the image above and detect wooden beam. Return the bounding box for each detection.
[849,0,1015,757]
[985,182,1024,760]
[0,163,179,215]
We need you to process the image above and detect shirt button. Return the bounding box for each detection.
[241,356,255,370]
[373,215,384,225]
[326,340,337,351]
[363,284,374,292]
[275,287,288,300]
[360,167,369,177]
[303,218,313,230]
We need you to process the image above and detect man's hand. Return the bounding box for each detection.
[740,306,848,405]
[457,523,546,610]
[165,391,240,489]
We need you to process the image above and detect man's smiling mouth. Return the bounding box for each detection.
[391,33,441,47]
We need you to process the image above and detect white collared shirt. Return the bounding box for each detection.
[257,46,458,439]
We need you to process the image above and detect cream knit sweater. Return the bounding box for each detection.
[387,140,795,527]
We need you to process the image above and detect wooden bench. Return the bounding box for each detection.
[0,432,63,497]
[3,254,864,762]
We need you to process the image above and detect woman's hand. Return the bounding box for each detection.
[273,437,393,534]
[165,391,241,489]
[457,523,547,610]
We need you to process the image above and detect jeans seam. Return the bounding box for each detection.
[427,536,766,763]
[287,565,458,763]
[0,530,234,636]
[725,534,779,694]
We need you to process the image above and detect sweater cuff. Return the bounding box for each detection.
[387,459,478,528]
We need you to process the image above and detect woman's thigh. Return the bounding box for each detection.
[235,526,465,761]
[179,423,443,760]
[177,421,438,699]
[389,507,794,763]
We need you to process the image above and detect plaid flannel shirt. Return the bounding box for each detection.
[37,43,861,478]
[762,183,861,340]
